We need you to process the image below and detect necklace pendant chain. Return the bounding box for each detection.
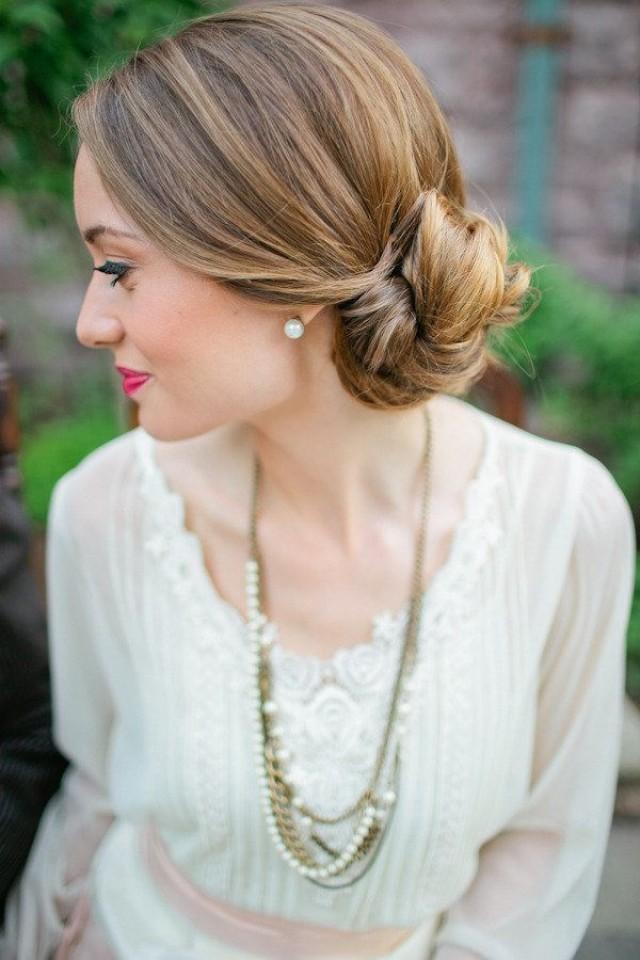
[245,405,433,887]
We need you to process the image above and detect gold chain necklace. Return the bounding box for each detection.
[244,404,433,887]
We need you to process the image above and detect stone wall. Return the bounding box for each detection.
[552,0,639,291]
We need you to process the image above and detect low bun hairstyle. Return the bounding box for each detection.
[71,0,532,409]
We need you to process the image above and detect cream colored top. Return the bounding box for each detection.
[2,401,636,960]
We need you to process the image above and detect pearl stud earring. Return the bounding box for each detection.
[283,317,305,339]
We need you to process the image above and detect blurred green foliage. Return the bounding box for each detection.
[18,364,122,525]
[20,408,121,524]
[0,0,230,228]
[492,237,640,696]
[491,235,640,515]
[628,566,640,698]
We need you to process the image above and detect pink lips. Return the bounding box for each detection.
[115,365,152,397]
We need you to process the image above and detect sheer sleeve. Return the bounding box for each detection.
[0,473,115,959]
[430,451,637,960]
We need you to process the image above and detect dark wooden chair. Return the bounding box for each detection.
[472,362,526,428]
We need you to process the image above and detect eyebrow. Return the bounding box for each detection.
[82,224,144,244]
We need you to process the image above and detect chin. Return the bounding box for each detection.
[135,407,233,443]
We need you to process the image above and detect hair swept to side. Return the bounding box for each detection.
[71,0,532,409]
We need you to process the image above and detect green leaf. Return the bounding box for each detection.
[7,2,64,34]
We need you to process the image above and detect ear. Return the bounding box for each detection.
[297,303,336,327]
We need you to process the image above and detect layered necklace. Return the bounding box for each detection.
[245,405,433,888]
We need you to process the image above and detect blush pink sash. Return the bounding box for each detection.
[140,819,430,959]
[53,893,116,960]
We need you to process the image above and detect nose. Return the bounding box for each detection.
[75,289,124,349]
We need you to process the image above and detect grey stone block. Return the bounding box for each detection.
[566,3,640,81]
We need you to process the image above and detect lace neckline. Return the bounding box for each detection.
[133,404,501,668]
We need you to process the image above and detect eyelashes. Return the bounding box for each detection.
[93,260,131,287]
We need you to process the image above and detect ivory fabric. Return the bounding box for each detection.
[1,398,636,960]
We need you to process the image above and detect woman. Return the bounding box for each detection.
[2,3,636,958]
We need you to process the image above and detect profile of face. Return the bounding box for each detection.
[72,143,334,442]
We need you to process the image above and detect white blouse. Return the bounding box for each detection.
[1,399,636,960]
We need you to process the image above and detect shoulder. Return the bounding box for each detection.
[46,428,142,545]
[471,401,603,499]
[473,402,582,478]
[472,401,635,567]
[444,396,586,493]
[568,448,636,579]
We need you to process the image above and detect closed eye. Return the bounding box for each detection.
[93,260,131,287]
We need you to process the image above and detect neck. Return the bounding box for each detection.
[242,394,443,558]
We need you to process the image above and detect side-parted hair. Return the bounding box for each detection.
[71,0,532,408]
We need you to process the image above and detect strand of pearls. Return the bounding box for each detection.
[246,561,403,882]
[245,406,433,886]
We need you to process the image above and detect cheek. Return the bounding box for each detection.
[129,279,300,406]
[127,285,211,364]
[126,275,304,440]
[145,332,297,439]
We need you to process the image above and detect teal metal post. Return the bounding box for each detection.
[513,0,567,244]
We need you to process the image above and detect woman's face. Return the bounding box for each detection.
[72,143,332,442]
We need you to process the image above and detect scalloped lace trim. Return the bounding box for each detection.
[133,410,504,680]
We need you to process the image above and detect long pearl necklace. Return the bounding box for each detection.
[245,405,433,887]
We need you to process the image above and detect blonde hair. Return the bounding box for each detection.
[71,0,531,409]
